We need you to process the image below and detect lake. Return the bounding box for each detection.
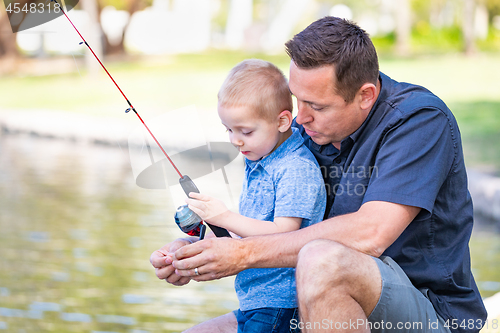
[0,133,498,332]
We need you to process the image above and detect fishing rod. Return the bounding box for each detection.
[51,0,230,238]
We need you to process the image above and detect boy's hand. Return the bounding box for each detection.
[186,192,229,224]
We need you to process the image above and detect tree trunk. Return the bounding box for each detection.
[463,0,476,56]
[225,0,253,49]
[395,0,411,56]
[0,0,33,58]
[99,0,141,55]
[262,0,311,53]
[80,0,103,77]
[0,12,19,58]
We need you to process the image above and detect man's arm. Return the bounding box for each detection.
[172,200,421,280]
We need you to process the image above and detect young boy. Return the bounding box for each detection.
[186,59,326,332]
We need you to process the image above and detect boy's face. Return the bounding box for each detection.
[218,105,282,161]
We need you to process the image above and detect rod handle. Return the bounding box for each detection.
[179,175,231,238]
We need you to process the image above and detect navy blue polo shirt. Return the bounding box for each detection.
[293,72,487,333]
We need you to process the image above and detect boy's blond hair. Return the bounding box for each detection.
[218,59,293,121]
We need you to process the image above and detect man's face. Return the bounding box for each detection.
[289,61,369,147]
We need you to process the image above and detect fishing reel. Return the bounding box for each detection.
[174,175,230,239]
[174,204,206,239]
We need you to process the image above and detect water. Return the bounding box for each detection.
[0,134,238,332]
[470,215,500,299]
[0,134,499,332]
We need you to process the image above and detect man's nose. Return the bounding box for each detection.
[296,101,312,125]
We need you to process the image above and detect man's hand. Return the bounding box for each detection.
[185,192,229,223]
[150,238,195,286]
[172,237,248,281]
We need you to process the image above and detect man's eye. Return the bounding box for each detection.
[311,105,324,111]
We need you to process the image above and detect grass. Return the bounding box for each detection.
[0,50,290,115]
[449,101,500,172]
[0,50,499,171]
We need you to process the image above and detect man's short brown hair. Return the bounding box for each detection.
[285,16,379,103]
[218,59,293,121]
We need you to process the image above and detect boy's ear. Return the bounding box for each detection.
[277,110,293,133]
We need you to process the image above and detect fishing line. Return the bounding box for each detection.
[70,52,82,77]
[51,0,182,178]
[52,0,231,238]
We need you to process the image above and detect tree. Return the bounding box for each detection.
[463,0,476,55]
[395,0,411,56]
[0,0,33,59]
[97,0,150,55]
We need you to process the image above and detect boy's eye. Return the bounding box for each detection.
[242,131,253,136]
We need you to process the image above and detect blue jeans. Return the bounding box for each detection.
[235,307,300,333]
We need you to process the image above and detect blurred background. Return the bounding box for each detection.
[1,0,500,332]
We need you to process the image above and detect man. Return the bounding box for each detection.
[150,17,487,332]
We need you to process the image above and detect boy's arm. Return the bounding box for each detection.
[186,192,302,237]
[212,211,302,237]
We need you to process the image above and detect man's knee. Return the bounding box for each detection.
[296,240,353,290]
[296,240,383,316]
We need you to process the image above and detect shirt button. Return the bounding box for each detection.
[334,157,342,164]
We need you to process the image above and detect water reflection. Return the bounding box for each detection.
[470,216,500,298]
[0,134,499,332]
[0,134,238,332]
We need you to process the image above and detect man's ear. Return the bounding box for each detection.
[277,110,293,133]
[357,83,377,110]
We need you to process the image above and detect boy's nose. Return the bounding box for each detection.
[231,138,244,147]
